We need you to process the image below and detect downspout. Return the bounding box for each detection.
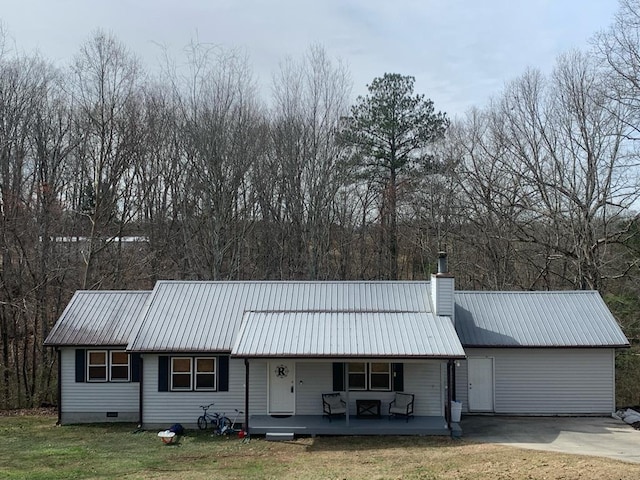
[56,348,61,425]
[446,359,453,431]
[244,358,250,434]
[138,357,144,428]
[451,360,457,401]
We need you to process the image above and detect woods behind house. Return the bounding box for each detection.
[2,1,640,409]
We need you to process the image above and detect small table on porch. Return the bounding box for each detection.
[356,399,381,419]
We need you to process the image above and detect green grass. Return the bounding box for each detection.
[2,414,640,480]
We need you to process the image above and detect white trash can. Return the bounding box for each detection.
[451,401,462,423]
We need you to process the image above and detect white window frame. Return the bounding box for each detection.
[194,357,216,391]
[109,351,130,382]
[87,350,108,382]
[369,362,391,391]
[170,357,193,391]
[348,362,367,391]
[347,362,392,391]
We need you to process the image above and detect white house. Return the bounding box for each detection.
[44,257,629,435]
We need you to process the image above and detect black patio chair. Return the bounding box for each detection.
[389,392,414,422]
[322,393,346,422]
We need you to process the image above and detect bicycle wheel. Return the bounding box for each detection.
[219,416,232,434]
[197,415,208,430]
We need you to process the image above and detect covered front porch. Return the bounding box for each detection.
[248,414,459,437]
[233,309,466,437]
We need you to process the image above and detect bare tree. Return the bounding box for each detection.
[30,65,78,402]
[70,30,144,289]
[0,37,79,406]
[594,0,640,138]
[168,43,265,280]
[451,55,639,292]
[262,45,352,279]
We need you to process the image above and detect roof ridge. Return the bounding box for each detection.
[154,280,431,285]
[455,290,597,294]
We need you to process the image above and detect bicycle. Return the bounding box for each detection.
[197,403,231,433]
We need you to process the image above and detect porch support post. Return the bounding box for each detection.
[244,358,250,433]
[344,362,349,426]
[446,359,453,429]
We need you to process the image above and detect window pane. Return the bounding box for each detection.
[196,358,215,373]
[370,373,390,390]
[111,351,128,365]
[172,373,191,389]
[111,366,129,381]
[87,351,107,381]
[349,362,365,373]
[172,358,191,372]
[171,358,192,390]
[88,366,107,380]
[348,373,366,390]
[371,362,389,373]
[89,352,106,365]
[196,374,215,390]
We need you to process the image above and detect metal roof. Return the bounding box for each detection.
[128,281,433,352]
[232,311,465,358]
[455,291,629,348]
[44,291,151,346]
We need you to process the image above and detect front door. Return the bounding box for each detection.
[468,357,494,412]
[268,361,295,415]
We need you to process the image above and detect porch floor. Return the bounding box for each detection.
[248,415,459,437]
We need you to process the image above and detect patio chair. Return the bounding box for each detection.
[322,393,347,422]
[389,392,414,422]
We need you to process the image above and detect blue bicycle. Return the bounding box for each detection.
[197,404,245,436]
[197,403,231,433]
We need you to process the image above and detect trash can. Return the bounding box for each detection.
[451,401,462,423]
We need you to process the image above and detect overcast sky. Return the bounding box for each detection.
[1,0,620,117]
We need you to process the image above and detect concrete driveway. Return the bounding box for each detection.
[461,416,640,464]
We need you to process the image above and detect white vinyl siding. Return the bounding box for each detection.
[431,276,454,317]
[59,348,139,424]
[142,355,247,429]
[294,360,444,416]
[405,362,444,416]
[141,357,448,427]
[457,348,616,415]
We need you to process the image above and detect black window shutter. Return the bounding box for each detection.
[75,349,86,383]
[218,355,229,392]
[392,363,404,392]
[332,362,345,391]
[158,356,169,391]
[130,353,141,382]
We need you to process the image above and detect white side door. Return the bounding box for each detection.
[268,361,295,415]
[468,357,494,412]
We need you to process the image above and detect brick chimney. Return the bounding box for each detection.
[431,252,455,320]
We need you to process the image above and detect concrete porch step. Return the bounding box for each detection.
[265,432,295,441]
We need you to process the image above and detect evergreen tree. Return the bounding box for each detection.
[341,73,448,279]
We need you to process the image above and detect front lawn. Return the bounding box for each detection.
[1,414,640,479]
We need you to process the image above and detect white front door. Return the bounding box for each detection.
[268,361,295,415]
[468,357,494,412]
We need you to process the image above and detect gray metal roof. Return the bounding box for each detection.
[128,281,433,352]
[44,291,151,346]
[455,291,629,347]
[232,311,465,358]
